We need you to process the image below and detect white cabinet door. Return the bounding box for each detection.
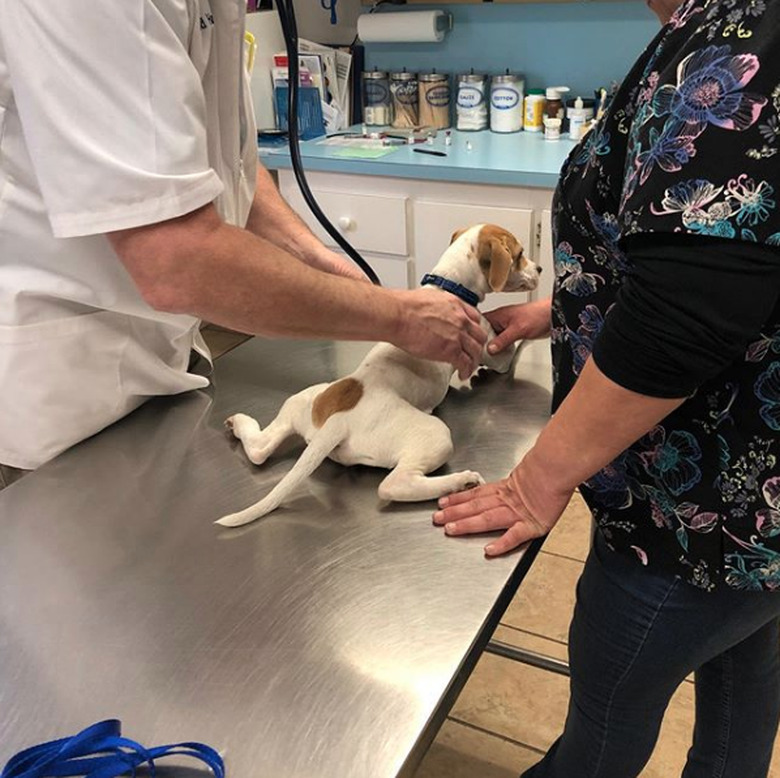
[413,201,535,307]
[537,208,555,301]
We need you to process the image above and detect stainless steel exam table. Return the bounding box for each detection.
[0,338,553,777]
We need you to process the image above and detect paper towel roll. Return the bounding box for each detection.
[357,11,451,44]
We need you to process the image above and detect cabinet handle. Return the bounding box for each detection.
[338,216,355,231]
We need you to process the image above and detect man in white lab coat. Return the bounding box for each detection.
[0,0,485,483]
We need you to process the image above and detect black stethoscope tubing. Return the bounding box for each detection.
[274,0,382,285]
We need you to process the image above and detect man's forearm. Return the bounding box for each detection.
[113,204,399,341]
[245,165,325,264]
[524,357,686,491]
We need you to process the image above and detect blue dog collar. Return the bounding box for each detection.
[420,274,480,307]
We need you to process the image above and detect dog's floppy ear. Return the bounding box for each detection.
[450,228,468,245]
[477,225,516,291]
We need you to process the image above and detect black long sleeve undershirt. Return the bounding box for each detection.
[590,233,780,398]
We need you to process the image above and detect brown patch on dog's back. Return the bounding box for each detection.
[312,377,364,428]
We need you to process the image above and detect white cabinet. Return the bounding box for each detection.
[276,169,555,364]
[276,169,555,296]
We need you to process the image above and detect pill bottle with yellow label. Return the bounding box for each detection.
[523,89,545,133]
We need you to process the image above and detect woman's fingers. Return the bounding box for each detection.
[437,482,501,509]
[485,523,534,556]
[441,505,520,535]
[433,476,550,555]
[486,328,520,356]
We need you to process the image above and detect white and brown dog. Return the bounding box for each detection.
[216,224,540,528]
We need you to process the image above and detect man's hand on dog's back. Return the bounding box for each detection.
[388,287,487,380]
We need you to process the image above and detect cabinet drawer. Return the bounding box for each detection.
[283,188,409,257]
[333,250,412,289]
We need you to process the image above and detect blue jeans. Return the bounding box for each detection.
[522,531,780,778]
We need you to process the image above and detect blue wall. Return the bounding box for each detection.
[364,2,659,100]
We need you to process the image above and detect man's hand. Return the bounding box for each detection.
[432,457,573,556]
[391,288,487,380]
[485,298,552,355]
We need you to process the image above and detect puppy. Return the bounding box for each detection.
[216,224,540,527]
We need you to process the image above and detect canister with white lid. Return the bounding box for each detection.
[490,71,525,133]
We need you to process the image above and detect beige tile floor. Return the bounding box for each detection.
[414,492,780,778]
[203,329,780,778]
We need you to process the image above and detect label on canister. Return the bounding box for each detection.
[364,80,389,106]
[491,87,521,110]
[457,85,485,108]
[425,85,451,106]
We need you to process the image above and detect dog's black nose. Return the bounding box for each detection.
[536,265,543,274]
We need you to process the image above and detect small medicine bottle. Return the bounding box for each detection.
[544,86,569,122]
[567,96,590,141]
[523,89,545,133]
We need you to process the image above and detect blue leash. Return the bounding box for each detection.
[1,720,224,778]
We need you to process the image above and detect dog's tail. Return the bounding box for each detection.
[215,415,349,528]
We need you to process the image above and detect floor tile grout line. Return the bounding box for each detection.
[446,716,547,756]
[537,548,588,565]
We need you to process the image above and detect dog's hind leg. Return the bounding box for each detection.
[225,413,294,465]
[377,417,484,502]
[226,385,326,466]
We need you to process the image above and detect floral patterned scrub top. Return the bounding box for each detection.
[550,0,780,591]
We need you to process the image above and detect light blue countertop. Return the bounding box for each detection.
[260,128,576,189]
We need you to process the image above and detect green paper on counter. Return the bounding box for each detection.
[333,147,399,159]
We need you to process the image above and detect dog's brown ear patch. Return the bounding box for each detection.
[312,377,364,428]
[477,224,519,291]
[450,228,468,245]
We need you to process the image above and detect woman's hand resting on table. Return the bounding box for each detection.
[485,298,552,355]
[433,455,574,556]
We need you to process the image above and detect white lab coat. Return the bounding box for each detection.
[0,0,258,469]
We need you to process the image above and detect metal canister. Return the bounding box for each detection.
[490,72,525,134]
[456,72,489,132]
[361,69,392,126]
[418,72,451,130]
[390,70,419,129]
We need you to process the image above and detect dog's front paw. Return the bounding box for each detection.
[451,470,485,493]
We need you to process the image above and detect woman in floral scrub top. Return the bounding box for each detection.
[434,0,780,774]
